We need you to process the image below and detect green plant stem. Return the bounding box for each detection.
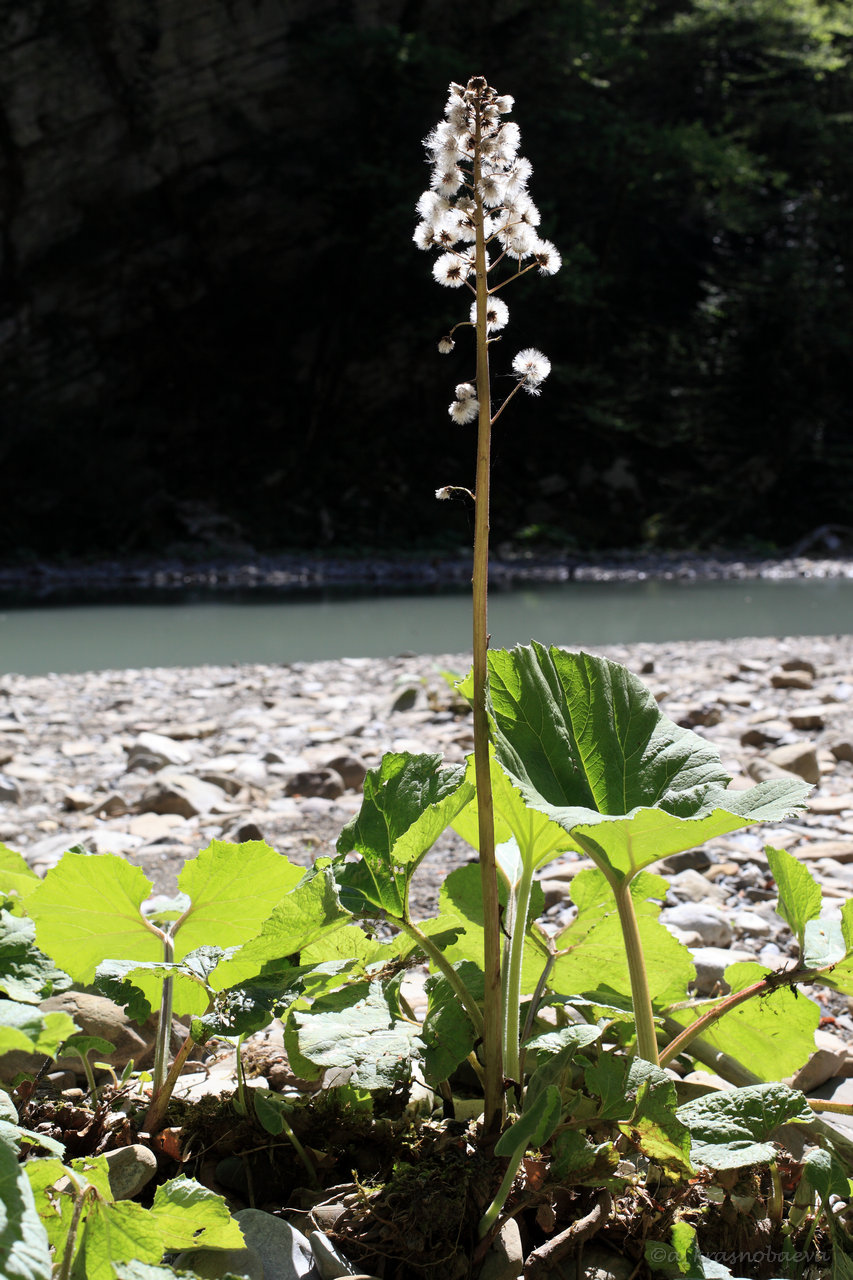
[273,1110,320,1190]
[768,1159,784,1230]
[612,878,659,1065]
[396,917,485,1039]
[503,863,535,1086]
[74,1051,98,1103]
[143,1028,198,1134]
[808,1099,853,1115]
[152,932,175,1095]
[478,1151,523,1240]
[471,91,504,1137]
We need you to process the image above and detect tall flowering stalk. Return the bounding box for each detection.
[415,77,560,1135]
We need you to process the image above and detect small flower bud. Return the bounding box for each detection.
[438,336,455,354]
[455,382,476,400]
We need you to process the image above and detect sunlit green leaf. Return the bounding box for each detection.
[437,863,549,989]
[488,645,809,882]
[0,844,40,914]
[208,866,350,992]
[26,854,161,985]
[175,840,303,959]
[550,869,694,1008]
[0,1002,78,1059]
[766,845,822,949]
[671,961,819,1081]
[149,1176,245,1250]
[335,752,474,915]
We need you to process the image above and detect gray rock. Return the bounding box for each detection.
[657,848,711,874]
[789,707,826,730]
[660,904,733,947]
[690,946,757,996]
[284,769,345,800]
[139,771,230,817]
[831,739,853,764]
[0,773,21,803]
[234,1209,320,1280]
[324,755,367,791]
[666,870,726,905]
[172,1245,264,1280]
[765,742,820,784]
[479,1216,522,1280]
[131,731,193,768]
[788,1029,852,1094]
[309,1229,361,1278]
[729,908,773,938]
[103,1144,158,1200]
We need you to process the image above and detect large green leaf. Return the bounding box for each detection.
[0,910,70,1004]
[488,645,810,882]
[669,961,820,1080]
[452,752,579,874]
[25,854,161,985]
[175,840,303,959]
[335,753,474,916]
[286,977,425,1088]
[208,866,350,992]
[550,870,694,1008]
[677,1083,813,1170]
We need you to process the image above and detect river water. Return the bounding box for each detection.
[1,576,852,676]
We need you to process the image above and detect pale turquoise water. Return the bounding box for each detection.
[1,577,851,676]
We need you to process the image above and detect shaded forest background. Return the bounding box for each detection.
[2,0,852,561]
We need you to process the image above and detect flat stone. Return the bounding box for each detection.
[139,772,230,818]
[771,669,813,690]
[127,811,186,839]
[284,769,345,800]
[831,740,853,764]
[62,788,96,811]
[161,719,219,739]
[660,904,733,947]
[765,742,821,784]
[794,840,853,862]
[102,1144,158,1200]
[788,1029,852,1093]
[324,754,367,790]
[788,707,826,730]
[309,1229,362,1278]
[60,739,99,757]
[133,731,193,767]
[729,909,773,938]
[809,793,853,816]
[667,869,726,904]
[233,1208,320,1280]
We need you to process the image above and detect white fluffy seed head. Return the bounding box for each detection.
[449,397,479,424]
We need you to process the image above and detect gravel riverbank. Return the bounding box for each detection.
[3,631,853,1103]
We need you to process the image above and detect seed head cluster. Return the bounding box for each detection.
[414,78,559,417]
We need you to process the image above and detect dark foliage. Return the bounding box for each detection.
[2,0,852,557]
